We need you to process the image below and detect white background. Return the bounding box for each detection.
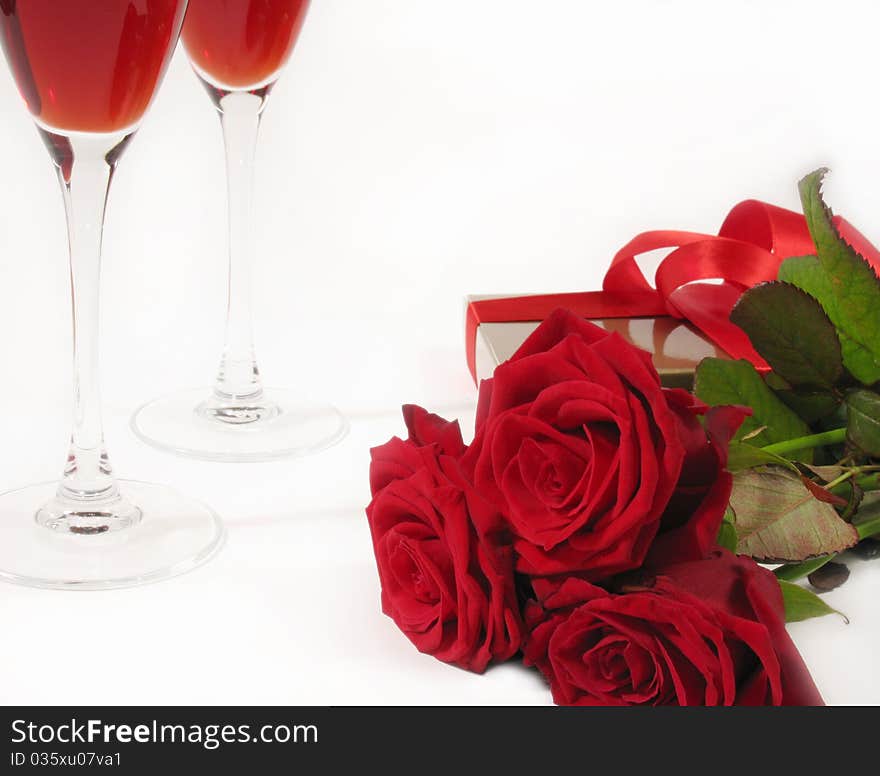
[0,0,877,704]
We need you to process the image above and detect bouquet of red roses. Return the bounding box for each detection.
[366,307,823,705]
[364,169,880,707]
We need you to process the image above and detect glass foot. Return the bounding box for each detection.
[36,485,142,535]
[130,387,349,462]
[0,480,225,590]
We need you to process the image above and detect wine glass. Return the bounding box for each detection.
[0,0,224,589]
[130,0,347,461]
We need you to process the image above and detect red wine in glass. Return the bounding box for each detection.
[182,0,310,90]
[0,0,185,133]
[132,0,348,461]
[0,0,225,589]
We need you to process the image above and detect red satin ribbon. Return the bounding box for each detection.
[466,200,880,382]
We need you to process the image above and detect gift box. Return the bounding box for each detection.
[465,199,880,388]
[468,297,730,388]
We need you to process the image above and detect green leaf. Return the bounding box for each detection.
[853,492,880,539]
[798,169,880,385]
[730,281,843,388]
[778,255,834,304]
[729,467,859,562]
[716,509,738,552]
[695,358,812,459]
[726,442,797,473]
[776,390,840,424]
[763,372,840,423]
[846,389,880,456]
[778,579,847,623]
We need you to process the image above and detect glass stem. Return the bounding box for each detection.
[46,132,129,504]
[213,91,265,403]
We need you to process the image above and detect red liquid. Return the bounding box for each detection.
[0,0,187,134]
[182,0,310,90]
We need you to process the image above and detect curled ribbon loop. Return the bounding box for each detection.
[466,200,880,382]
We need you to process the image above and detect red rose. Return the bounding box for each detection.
[370,404,466,497]
[463,308,744,579]
[523,550,824,706]
[647,395,747,567]
[366,408,523,672]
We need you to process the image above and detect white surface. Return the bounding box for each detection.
[0,0,877,704]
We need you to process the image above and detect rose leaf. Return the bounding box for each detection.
[729,467,859,562]
[726,442,797,473]
[852,491,880,539]
[777,255,833,306]
[797,169,880,385]
[846,389,880,456]
[695,358,812,459]
[778,579,847,623]
[730,281,842,389]
[764,372,841,424]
